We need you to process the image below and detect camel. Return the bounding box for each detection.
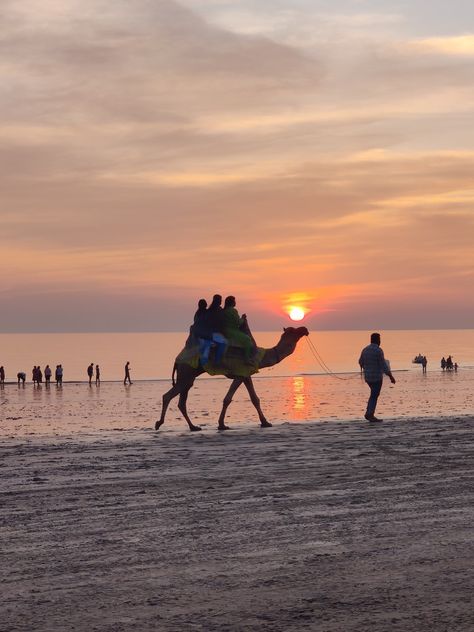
[155,326,309,432]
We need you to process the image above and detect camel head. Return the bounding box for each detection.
[268,326,309,365]
[282,326,309,340]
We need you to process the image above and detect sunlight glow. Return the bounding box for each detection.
[289,306,305,321]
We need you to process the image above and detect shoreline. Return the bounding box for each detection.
[2,416,474,631]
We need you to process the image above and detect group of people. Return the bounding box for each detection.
[1,362,132,386]
[190,294,256,366]
[28,364,63,386]
[441,356,457,372]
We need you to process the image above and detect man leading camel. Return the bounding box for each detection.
[359,332,396,422]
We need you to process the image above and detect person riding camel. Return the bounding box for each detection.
[223,296,256,365]
[206,294,227,365]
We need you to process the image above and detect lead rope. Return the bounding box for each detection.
[305,335,354,381]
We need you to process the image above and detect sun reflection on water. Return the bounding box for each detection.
[292,376,306,415]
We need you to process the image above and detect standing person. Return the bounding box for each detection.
[441,357,446,371]
[37,365,43,384]
[87,363,94,386]
[0,365,5,385]
[124,361,132,385]
[44,365,52,386]
[32,366,38,386]
[358,332,396,423]
[421,356,427,374]
[95,364,101,386]
[56,364,63,386]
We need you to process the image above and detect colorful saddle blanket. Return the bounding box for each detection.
[176,344,265,378]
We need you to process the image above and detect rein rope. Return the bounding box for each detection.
[305,335,354,381]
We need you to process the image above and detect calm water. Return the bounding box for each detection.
[0,330,472,437]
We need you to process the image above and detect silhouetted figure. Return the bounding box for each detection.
[37,366,43,384]
[441,357,446,371]
[44,364,52,386]
[95,364,100,386]
[446,355,453,371]
[358,332,396,422]
[454,362,458,372]
[207,294,227,365]
[223,296,256,365]
[32,366,39,386]
[124,361,132,385]
[55,364,63,386]
[192,299,214,365]
[87,363,94,386]
[0,365,4,385]
[17,372,26,386]
[421,356,427,374]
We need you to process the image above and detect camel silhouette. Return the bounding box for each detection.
[155,326,309,431]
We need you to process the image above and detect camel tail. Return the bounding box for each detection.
[172,362,177,386]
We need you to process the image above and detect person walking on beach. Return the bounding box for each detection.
[421,356,427,374]
[0,365,5,386]
[124,361,132,385]
[358,332,396,422]
[87,363,94,386]
[95,364,101,386]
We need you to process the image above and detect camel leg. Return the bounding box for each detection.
[178,389,202,432]
[243,377,272,427]
[155,383,181,430]
[217,378,244,430]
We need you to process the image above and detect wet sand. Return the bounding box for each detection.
[2,417,474,631]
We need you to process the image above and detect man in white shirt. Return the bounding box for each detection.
[359,332,396,422]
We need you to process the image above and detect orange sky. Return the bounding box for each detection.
[1,1,474,331]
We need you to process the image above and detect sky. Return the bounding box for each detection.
[1,0,474,332]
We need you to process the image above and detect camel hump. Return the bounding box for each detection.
[176,343,263,377]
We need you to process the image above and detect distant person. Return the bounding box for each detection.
[37,366,43,384]
[358,332,396,422]
[55,364,63,386]
[446,355,453,371]
[32,366,38,386]
[44,365,52,385]
[421,356,427,374]
[207,294,227,365]
[0,365,5,385]
[17,371,26,386]
[454,362,458,372]
[223,295,256,365]
[441,357,446,371]
[95,364,101,386]
[87,363,94,386]
[124,361,132,385]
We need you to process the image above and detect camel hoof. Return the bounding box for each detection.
[155,420,163,430]
[218,425,231,431]
[260,421,272,428]
[190,425,202,432]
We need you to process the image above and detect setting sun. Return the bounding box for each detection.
[289,307,305,321]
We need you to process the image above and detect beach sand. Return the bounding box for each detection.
[2,417,474,631]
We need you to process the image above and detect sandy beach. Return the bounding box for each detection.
[2,416,473,632]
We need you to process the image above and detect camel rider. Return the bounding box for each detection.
[205,294,227,365]
[223,296,256,364]
[193,299,213,365]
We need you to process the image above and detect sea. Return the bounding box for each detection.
[0,330,473,437]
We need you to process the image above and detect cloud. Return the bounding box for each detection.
[409,34,474,56]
